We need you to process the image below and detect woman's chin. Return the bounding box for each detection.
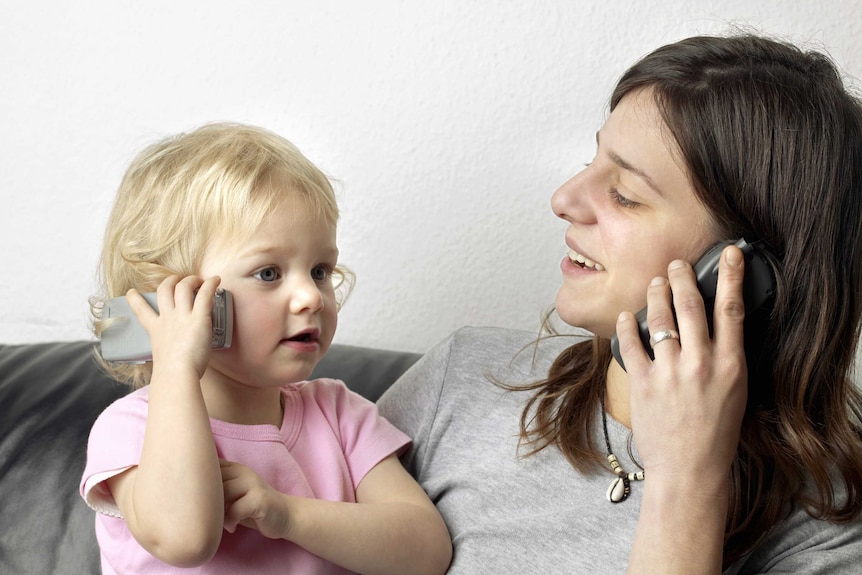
[553,303,616,339]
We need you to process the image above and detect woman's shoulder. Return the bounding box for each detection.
[444,325,551,348]
[728,488,862,574]
[380,326,585,409]
[433,325,586,377]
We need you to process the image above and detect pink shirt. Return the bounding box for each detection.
[81,378,410,574]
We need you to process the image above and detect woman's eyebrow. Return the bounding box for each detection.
[596,131,665,198]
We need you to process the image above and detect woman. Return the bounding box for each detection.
[378,34,862,573]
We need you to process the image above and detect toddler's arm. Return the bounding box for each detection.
[221,454,452,575]
[106,276,224,567]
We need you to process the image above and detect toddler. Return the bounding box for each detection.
[80,123,451,574]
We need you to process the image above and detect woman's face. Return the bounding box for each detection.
[552,88,717,338]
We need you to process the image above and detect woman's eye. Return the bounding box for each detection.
[311,265,331,282]
[610,188,640,209]
[254,267,280,282]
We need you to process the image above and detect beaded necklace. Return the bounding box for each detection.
[600,392,645,503]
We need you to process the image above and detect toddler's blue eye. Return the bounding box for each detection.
[311,266,330,281]
[254,267,279,282]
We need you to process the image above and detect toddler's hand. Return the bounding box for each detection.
[221,459,290,539]
[126,275,221,378]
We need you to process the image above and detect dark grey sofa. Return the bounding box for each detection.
[0,340,420,574]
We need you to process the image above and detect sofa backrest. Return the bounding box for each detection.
[0,339,419,574]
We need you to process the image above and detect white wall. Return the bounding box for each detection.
[1,1,860,353]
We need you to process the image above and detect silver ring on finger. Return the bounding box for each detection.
[649,329,680,348]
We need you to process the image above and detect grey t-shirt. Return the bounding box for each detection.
[377,326,862,574]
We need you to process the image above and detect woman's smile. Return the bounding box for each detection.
[551,88,716,338]
[566,248,606,271]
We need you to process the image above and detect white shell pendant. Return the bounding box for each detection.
[606,475,630,503]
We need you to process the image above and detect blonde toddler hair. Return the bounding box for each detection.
[92,122,350,387]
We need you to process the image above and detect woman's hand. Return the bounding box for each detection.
[126,275,222,378]
[615,245,748,574]
[617,245,748,482]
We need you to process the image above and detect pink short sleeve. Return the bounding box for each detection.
[295,379,411,489]
[79,388,149,516]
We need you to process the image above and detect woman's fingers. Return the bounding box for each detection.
[664,259,710,352]
[618,246,748,376]
[712,246,747,358]
[644,275,680,365]
[615,311,652,375]
[615,274,683,376]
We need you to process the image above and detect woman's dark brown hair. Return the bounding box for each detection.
[517,34,862,566]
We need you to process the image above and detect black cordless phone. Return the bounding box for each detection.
[609,238,775,371]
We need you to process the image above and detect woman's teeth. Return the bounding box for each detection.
[568,249,605,271]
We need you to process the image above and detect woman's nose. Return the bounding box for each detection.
[551,170,597,224]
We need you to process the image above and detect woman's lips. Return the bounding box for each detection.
[566,248,605,271]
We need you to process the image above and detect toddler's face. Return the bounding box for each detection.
[198,194,339,390]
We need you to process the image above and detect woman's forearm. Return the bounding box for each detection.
[627,476,728,574]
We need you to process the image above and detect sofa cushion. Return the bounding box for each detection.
[0,340,419,574]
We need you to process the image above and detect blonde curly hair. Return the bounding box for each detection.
[91,122,352,388]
